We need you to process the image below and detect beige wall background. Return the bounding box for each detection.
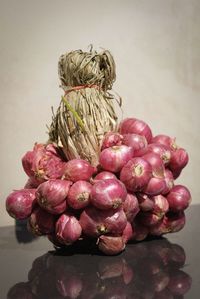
[0,0,199,226]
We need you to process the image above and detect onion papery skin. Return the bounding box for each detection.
[28,206,55,235]
[101,132,123,150]
[22,143,66,183]
[152,135,178,151]
[143,177,166,196]
[119,118,153,143]
[166,185,191,212]
[92,171,117,183]
[120,157,152,192]
[169,148,189,172]
[152,195,169,216]
[6,189,36,220]
[122,133,148,156]
[162,169,174,195]
[146,143,171,166]
[64,159,96,182]
[123,193,139,222]
[98,235,125,255]
[79,207,127,237]
[56,213,82,245]
[36,179,72,214]
[99,145,133,173]
[136,193,154,212]
[91,179,127,210]
[142,152,165,178]
[67,181,92,209]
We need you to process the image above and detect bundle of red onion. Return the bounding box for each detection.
[5,117,191,255]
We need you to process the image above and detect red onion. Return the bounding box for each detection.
[132,223,149,241]
[136,193,154,211]
[167,185,191,212]
[91,179,127,210]
[119,118,153,143]
[101,132,123,150]
[123,193,139,221]
[120,157,152,192]
[171,168,182,179]
[56,213,82,244]
[167,270,192,296]
[6,189,36,220]
[168,211,186,233]
[142,152,165,178]
[79,207,127,237]
[169,148,189,172]
[150,212,185,236]
[67,181,92,209]
[64,159,96,182]
[92,171,117,183]
[122,133,148,156]
[162,169,174,195]
[122,222,134,243]
[146,143,171,165]
[152,195,169,216]
[138,212,163,226]
[22,150,34,177]
[22,143,66,183]
[98,235,125,255]
[36,179,72,214]
[152,134,178,151]
[28,206,55,235]
[99,145,133,173]
[143,177,166,196]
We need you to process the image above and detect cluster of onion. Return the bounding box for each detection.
[5,117,191,255]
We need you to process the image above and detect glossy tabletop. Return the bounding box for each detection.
[0,205,199,299]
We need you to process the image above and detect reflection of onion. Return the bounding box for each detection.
[7,238,191,299]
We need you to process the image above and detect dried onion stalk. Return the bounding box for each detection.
[49,48,120,166]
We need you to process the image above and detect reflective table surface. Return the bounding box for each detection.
[0,205,199,299]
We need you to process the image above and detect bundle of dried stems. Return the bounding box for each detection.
[49,48,120,166]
